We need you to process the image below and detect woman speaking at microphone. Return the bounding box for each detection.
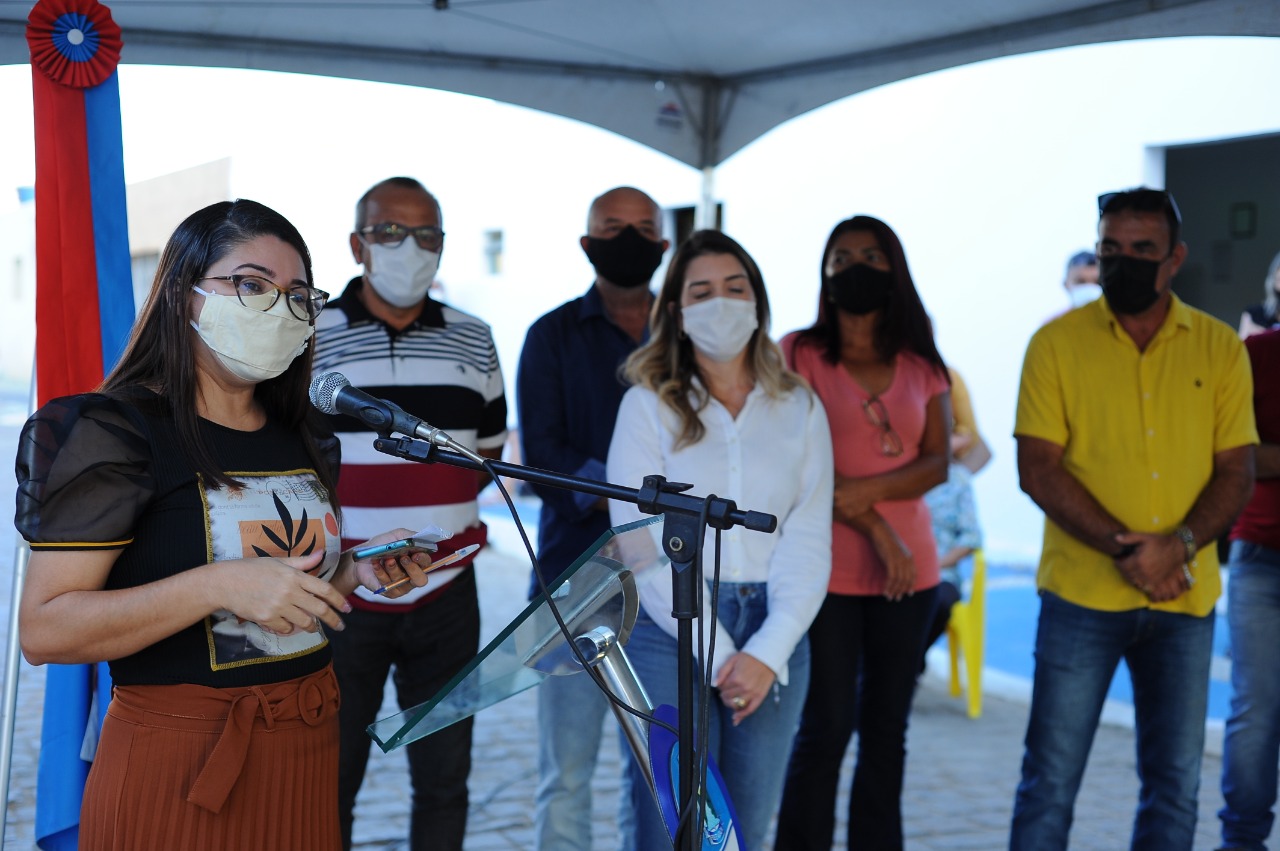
[14,200,431,850]
[606,229,833,850]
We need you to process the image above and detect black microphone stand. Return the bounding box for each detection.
[372,435,776,851]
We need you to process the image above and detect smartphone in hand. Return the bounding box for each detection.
[353,537,437,561]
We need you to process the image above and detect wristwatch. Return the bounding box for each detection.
[1175,524,1197,564]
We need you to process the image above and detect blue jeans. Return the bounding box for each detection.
[775,588,938,851]
[621,582,810,851]
[535,669,615,850]
[1220,540,1280,851]
[1010,591,1214,851]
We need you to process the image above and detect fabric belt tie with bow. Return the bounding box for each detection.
[110,665,340,814]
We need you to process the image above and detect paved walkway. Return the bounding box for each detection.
[0,519,1250,850]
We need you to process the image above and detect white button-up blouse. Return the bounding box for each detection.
[606,381,834,684]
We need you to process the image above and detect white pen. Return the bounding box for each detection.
[372,543,481,596]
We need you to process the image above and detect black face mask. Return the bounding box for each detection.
[583,225,665,288]
[1100,254,1163,315]
[827,263,894,315]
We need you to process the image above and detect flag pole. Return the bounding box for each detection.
[0,364,37,845]
[0,552,32,846]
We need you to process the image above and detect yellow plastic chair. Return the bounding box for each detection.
[947,548,986,719]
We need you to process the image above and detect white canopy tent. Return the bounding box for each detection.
[3,0,1279,175]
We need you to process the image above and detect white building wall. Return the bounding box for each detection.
[0,199,35,391]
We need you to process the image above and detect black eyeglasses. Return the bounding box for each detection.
[862,396,904,458]
[357,222,446,252]
[199,275,329,322]
[1097,189,1182,226]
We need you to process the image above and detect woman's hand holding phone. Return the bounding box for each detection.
[349,530,436,599]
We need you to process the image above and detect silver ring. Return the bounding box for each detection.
[731,696,746,710]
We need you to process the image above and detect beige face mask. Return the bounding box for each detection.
[190,286,313,382]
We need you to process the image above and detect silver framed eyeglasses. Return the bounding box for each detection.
[199,275,329,322]
[357,222,446,252]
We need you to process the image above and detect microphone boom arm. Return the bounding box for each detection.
[371,436,777,535]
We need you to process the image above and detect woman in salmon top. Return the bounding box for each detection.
[775,215,952,851]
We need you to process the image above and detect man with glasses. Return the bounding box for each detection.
[313,176,507,851]
[516,186,667,850]
[1010,187,1258,850]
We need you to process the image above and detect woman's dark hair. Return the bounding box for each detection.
[623,229,803,448]
[794,215,947,379]
[101,199,337,496]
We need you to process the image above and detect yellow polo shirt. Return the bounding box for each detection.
[1015,295,1257,615]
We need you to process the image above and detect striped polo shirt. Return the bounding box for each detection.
[313,277,508,610]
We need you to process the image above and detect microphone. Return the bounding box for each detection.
[309,372,485,464]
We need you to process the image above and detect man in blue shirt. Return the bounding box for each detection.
[517,186,668,850]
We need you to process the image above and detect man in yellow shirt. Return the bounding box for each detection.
[1010,187,1257,851]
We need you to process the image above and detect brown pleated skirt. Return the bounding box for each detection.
[79,665,341,851]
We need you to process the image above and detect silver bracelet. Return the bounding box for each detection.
[1181,563,1195,588]
[1175,525,1197,563]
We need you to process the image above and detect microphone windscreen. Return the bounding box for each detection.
[309,372,350,414]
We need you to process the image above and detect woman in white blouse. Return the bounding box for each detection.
[607,229,834,850]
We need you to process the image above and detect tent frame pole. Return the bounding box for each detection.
[697,166,717,230]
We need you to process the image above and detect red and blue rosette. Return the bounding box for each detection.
[27,1,122,89]
[25,3,132,849]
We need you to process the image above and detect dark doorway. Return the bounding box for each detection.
[1165,132,1280,330]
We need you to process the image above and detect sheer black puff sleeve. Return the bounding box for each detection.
[15,394,155,550]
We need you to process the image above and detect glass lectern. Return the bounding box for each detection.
[366,516,742,850]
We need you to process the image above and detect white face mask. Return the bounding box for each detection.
[191,286,314,382]
[681,297,759,362]
[365,241,440,308]
[1067,282,1103,308]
